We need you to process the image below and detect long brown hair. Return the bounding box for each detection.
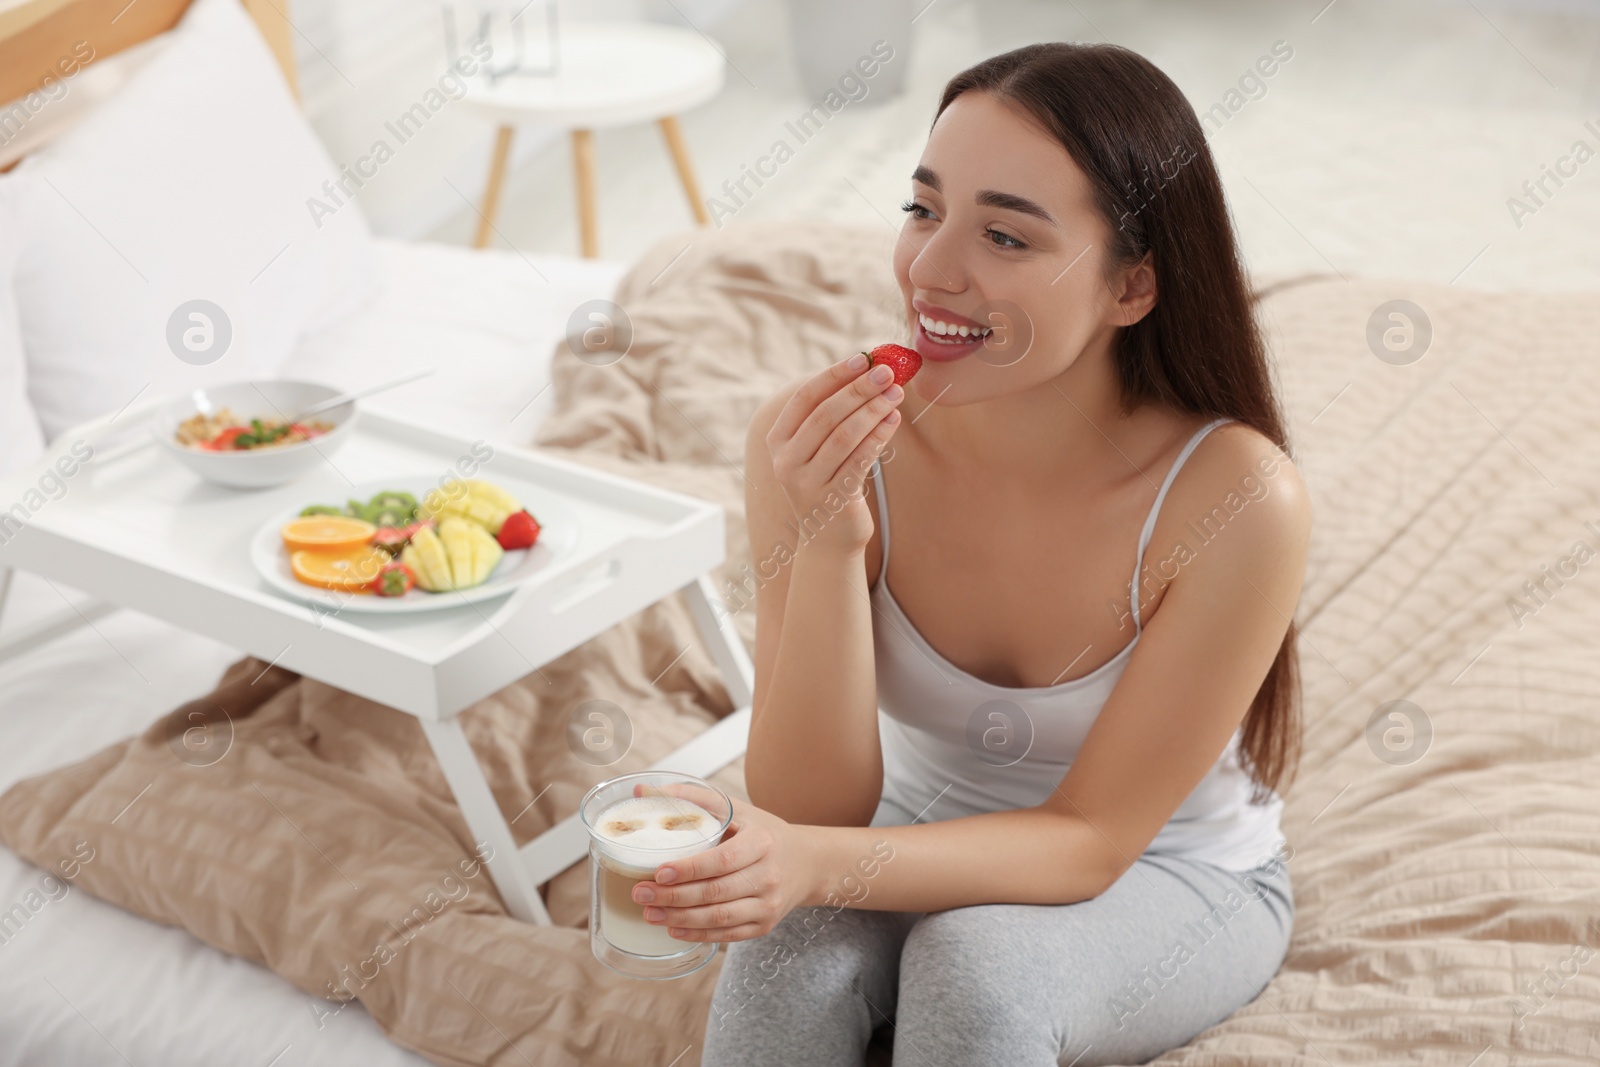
[937,43,1301,803]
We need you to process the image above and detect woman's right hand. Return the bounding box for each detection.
[766,354,906,554]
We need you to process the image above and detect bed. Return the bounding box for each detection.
[6,219,1600,1066]
[4,2,1600,1066]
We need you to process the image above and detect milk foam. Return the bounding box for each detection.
[593,795,719,868]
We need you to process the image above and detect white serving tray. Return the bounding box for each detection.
[0,402,727,720]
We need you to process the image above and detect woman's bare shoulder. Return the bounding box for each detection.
[1162,420,1311,558]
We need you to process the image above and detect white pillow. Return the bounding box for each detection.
[6,0,376,443]
[0,179,45,476]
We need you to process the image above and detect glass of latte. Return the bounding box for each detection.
[579,771,733,979]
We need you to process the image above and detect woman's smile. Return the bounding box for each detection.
[912,299,993,362]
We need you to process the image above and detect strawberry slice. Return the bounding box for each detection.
[496,509,541,550]
[865,343,921,387]
[201,426,249,451]
[372,519,435,552]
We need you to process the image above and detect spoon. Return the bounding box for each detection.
[290,368,435,421]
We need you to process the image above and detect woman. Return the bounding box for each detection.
[636,43,1311,1066]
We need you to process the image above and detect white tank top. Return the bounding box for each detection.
[867,417,1286,873]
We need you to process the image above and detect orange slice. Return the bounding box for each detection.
[281,516,376,553]
[289,546,388,592]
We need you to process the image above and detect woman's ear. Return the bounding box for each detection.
[1112,253,1158,326]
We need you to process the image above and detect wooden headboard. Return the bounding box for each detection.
[0,0,298,106]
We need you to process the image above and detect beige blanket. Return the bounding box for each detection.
[3,221,1598,1065]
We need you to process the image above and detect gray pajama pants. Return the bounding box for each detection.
[701,848,1293,1067]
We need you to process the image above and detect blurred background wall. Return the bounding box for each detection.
[291,0,1600,292]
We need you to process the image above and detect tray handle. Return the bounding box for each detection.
[50,394,167,452]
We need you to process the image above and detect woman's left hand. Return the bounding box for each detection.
[631,792,819,944]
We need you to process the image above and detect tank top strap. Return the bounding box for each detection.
[870,456,890,589]
[1129,417,1234,629]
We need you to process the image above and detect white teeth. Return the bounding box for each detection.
[917,313,990,341]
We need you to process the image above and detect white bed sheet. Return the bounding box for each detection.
[0,238,628,1067]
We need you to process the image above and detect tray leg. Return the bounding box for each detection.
[419,715,552,925]
[516,706,751,888]
[510,576,756,890]
[682,574,754,710]
[0,568,119,666]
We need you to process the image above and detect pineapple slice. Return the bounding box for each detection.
[467,479,520,515]
[462,495,505,531]
[438,518,476,588]
[420,479,520,535]
[467,520,504,585]
[401,521,502,592]
[400,527,452,592]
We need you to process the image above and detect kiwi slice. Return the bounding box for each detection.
[363,490,419,528]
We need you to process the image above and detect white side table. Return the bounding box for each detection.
[461,22,725,256]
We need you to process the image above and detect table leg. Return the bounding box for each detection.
[473,124,516,250]
[572,128,599,258]
[419,715,553,924]
[658,116,710,226]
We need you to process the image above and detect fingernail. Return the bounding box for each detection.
[658,867,678,884]
[644,907,665,922]
[870,365,893,384]
[634,885,655,903]
[885,384,904,401]
[847,352,868,370]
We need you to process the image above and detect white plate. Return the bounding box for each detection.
[249,477,579,614]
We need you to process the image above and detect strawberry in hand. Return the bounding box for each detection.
[864,343,921,387]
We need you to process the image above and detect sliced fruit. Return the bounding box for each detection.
[362,489,419,528]
[298,504,348,518]
[372,527,408,551]
[372,518,435,553]
[496,509,541,550]
[400,527,453,592]
[467,520,503,584]
[439,518,475,588]
[419,479,520,535]
[372,561,416,597]
[399,518,504,591]
[368,490,418,513]
[200,427,249,451]
[289,545,388,592]
[468,480,519,515]
[281,516,376,553]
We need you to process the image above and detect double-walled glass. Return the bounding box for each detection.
[579,771,733,980]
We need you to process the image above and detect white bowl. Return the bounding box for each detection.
[153,380,357,489]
